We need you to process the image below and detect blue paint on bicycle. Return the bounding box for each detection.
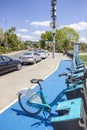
[0,60,73,130]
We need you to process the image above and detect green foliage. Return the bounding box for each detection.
[55,27,79,52]
[0,27,28,53]
[0,26,83,54]
[0,46,6,54]
[61,39,70,51]
[6,27,18,50]
[79,55,87,66]
[79,43,87,51]
[0,28,5,46]
[60,27,79,42]
[40,27,79,52]
[40,31,53,49]
[23,41,28,49]
[40,40,45,49]
[55,43,62,52]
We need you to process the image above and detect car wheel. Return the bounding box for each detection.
[16,63,22,70]
[22,62,24,65]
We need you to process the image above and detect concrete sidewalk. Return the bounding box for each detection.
[0,52,71,112]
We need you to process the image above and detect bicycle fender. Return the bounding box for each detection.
[17,88,29,96]
[17,88,35,100]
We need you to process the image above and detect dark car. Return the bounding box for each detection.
[0,55,22,75]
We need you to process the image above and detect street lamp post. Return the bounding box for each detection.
[51,0,57,58]
[3,19,8,49]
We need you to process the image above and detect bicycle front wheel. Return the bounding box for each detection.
[18,93,42,116]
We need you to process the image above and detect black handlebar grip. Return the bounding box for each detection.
[66,67,71,71]
[58,73,68,77]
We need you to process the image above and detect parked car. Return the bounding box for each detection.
[44,50,49,58]
[38,50,47,59]
[19,51,41,64]
[0,55,22,75]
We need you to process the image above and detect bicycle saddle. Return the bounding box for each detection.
[31,79,43,83]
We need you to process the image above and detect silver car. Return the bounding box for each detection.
[19,51,41,64]
[38,50,47,59]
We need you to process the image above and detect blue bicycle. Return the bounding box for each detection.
[17,79,66,116]
[17,64,85,117]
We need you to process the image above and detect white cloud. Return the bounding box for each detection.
[17,29,28,32]
[16,33,21,37]
[17,33,35,41]
[79,37,87,42]
[30,21,51,27]
[63,22,87,31]
[33,30,45,35]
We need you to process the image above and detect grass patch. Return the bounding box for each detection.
[79,55,87,66]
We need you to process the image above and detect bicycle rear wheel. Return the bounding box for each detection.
[18,93,42,116]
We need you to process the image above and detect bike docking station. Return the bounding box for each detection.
[51,43,87,130]
[51,98,87,130]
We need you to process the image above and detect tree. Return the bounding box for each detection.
[55,27,79,52]
[40,27,79,52]
[79,42,87,51]
[6,27,17,50]
[6,27,27,51]
[40,31,53,49]
[60,27,79,42]
[0,28,4,46]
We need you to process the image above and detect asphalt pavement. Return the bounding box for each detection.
[0,51,71,112]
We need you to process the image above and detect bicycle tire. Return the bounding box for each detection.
[18,93,42,116]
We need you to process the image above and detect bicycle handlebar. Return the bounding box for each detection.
[58,73,68,77]
[66,67,71,71]
[66,67,75,73]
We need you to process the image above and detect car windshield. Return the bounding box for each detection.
[23,52,32,55]
[38,50,45,53]
[2,56,11,62]
[0,57,4,63]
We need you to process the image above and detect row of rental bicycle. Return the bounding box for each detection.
[17,55,87,130]
[51,56,87,130]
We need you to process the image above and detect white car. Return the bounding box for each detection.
[19,51,41,64]
[38,50,47,59]
[44,50,49,58]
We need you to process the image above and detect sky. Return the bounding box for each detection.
[0,0,87,42]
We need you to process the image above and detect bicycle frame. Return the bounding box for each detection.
[27,89,52,111]
[27,87,66,112]
[49,89,65,107]
[18,74,84,115]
